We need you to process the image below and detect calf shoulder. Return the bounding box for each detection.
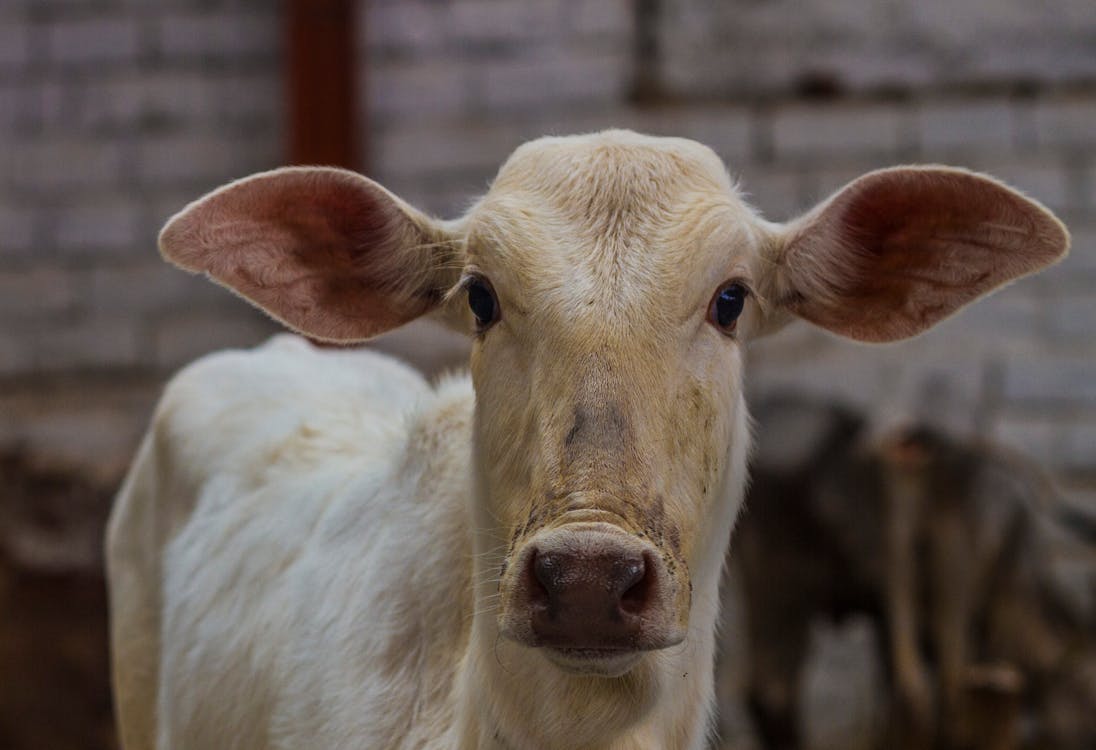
[108,335,476,749]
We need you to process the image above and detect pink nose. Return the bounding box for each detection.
[520,530,667,650]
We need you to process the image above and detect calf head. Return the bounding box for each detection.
[159,130,1067,679]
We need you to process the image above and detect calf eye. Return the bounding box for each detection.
[467,276,500,331]
[709,281,748,334]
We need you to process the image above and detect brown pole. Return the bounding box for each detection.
[287,0,361,171]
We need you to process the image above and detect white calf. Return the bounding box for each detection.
[107,130,1068,749]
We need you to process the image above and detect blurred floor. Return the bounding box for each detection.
[0,565,116,750]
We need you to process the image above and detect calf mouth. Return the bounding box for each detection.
[542,646,646,677]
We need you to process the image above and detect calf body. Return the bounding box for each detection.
[108,131,1068,749]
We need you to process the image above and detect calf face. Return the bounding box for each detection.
[158,130,1068,679]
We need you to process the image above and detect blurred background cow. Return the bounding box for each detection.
[1,1,1094,748]
[717,397,1095,750]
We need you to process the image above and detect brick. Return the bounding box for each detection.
[772,104,905,162]
[365,0,446,55]
[1034,227,1096,289]
[10,139,126,193]
[36,79,69,131]
[942,287,1043,347]
[748,329,894,409]
[474,51,629,112]
[370,61,470,121]
[147,187,209,233]
[569,0,632,38]
[85,261,237,315]
[801,164,887,208]
[76,72,210,132]
[1034,97,1096,151]
[0,16,29,69]
[915,99,1016,155]
[635,106,754,166]
[19,407,146,479]
[807,46,933,93]
[53,198,142,255]
[152,311,277,370]
[865,339,989,434]
[157,9,278,62]
[448,0,562,45]
[35,315,143,371]
[136,133,279,188]
[416,184,483,219]
[737,167,807,220]
[0,330,34,377]
[0,267,74,318]
[0,204,34,254]
[46,17,139,66]
[906,2,1050,44]
[658,39,798,100]
[372,121,523,181]
[964,41,1096,90]
[368,319,470,377]
[0,84,18,130]
[1046,295,1096,342]
[529,106,649,141]
[73,75,144,132]
[1002,354,1096,405]
[212,72,281,127]
[75,69,280,134]
[1011,99,1039,150]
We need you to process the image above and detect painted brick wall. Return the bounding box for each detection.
[1,0,1093,507]
[0,0,284,477]
[362,0,1096,510]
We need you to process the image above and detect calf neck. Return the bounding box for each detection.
[108,130,1068,749]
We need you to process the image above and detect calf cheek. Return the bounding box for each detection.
[660,382,728,569]
[471,345,539,531]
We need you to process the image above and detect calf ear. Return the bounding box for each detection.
[159,167,462,342]
[764,167,1069,343]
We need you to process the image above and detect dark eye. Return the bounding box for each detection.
[467,276,500,331]
[708,281,748,334]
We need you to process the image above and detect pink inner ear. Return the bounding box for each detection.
[160,167,445,342]
[782,168,1069,343]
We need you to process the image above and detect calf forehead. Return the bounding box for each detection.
[494,130,730,193]
[470,131,752,310]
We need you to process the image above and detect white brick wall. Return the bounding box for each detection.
[51,198,142,256]
[656,0,1096,99]
[10,139,128,194]
[771,103,908,162]
[34,315,144,372]
[155,8,278,62]
[1,0,1093,499]
[914,100,1019,153]
[0,203,35,254]
[0,267,74,318]
[45,17,140,67]
[0,15,29,69]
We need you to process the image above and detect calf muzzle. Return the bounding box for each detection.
[504,524,681,654]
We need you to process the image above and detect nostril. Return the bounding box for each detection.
[528,550,556,606]
[619,553,654,616]
[616,557,645,592]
